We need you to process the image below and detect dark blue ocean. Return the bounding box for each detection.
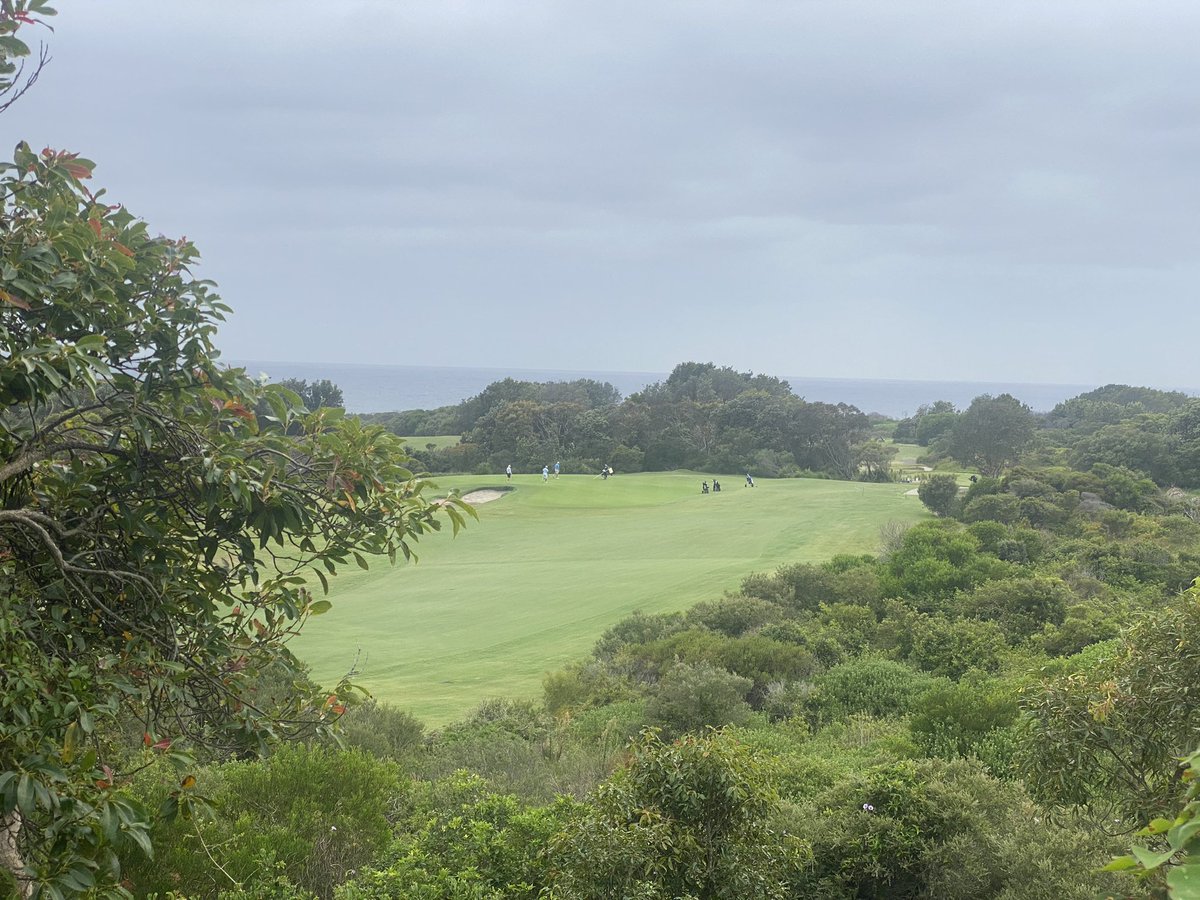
[224,359,1167,419]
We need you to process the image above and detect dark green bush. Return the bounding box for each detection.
[909,676,1019,769]
[807,658,943,726]
[645,662,754,736]
[685,595,783,636]
[788,758,1132,899]
[338,700,424,760]
[124,745,403,899]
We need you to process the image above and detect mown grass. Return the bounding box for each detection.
[293,471,930,725]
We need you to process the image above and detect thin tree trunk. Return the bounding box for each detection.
[0,812,31,898]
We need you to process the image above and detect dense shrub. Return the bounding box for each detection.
[905,614,1009,679]
[917,474,960,517]
[336,772,565,899]
[685,595,784,636]
[959,576,1072,640]
[592,610,687,662]
[879,521,1011,607]
[542,661,636,716]
[546,730,805,900]
[123,746,403,899]
[644,662,754,736]
[339,700,425,760]
[909,676,1020,768]
[788,758,1132,899]
[807,658,943,726]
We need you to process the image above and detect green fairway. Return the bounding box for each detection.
[292,472,930,725]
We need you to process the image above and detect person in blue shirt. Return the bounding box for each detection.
[554,461,561,478]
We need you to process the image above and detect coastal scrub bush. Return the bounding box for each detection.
[918,474,960,517]
[336,772,566,900]
[909,675,1020,766]
[806,658,942,726]
[122,745,403,898]
[788,758,1131,899]
[338,700,425,760]
[645,662,753,736]
[685,595,784,636]
[545,730,805,900]
[958,576,1072,640]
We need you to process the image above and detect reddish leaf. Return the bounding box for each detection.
[87,218,102,238]
[0,290,31,310]
[152,738,172,751]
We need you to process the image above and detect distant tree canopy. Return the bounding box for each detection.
[945,394,1036,478]
[362,362,877,479]
[274,377,344,411]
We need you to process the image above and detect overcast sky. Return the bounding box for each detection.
[4,1,1199,386]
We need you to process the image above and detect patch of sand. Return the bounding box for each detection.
[461,489,507,504]
[905,488,920,496]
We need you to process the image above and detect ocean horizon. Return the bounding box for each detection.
[224,359,1190,420]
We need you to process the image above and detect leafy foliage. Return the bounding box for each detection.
[0,123,468,892]
[917,473,960,517]
[1106,744,1200,898]
[545,729,804,900]
[1019,586,1200,824]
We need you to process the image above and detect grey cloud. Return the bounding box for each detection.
[5,0,1200,383]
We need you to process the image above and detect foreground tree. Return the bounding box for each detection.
[1019,587,1200,828]
[0,138,469,895]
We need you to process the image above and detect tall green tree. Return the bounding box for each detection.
[946,393,1035,477]
[0,28,471,890]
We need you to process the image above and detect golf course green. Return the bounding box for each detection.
[292,471,930,725]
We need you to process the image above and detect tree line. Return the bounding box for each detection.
[361,362,888,480]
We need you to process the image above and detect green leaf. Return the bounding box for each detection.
[1148,817,1175,835]
[1169,817,1200,851]
[1101,855,1139,872]
[353,551,369,570]
[1166,863,1200,900]
[125,825,154,860]
[1132,844,1177,870]
[16,774,34,816]
[314,568,329,595]
[308,599,332,616]
[62,721,80,764]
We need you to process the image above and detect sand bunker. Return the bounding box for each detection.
[461,489,508,504]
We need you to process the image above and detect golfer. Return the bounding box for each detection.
[554,461,561,478]
[542,465,549,482]
[506,464,512,481]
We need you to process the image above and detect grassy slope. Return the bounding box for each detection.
[293,471,929,725]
